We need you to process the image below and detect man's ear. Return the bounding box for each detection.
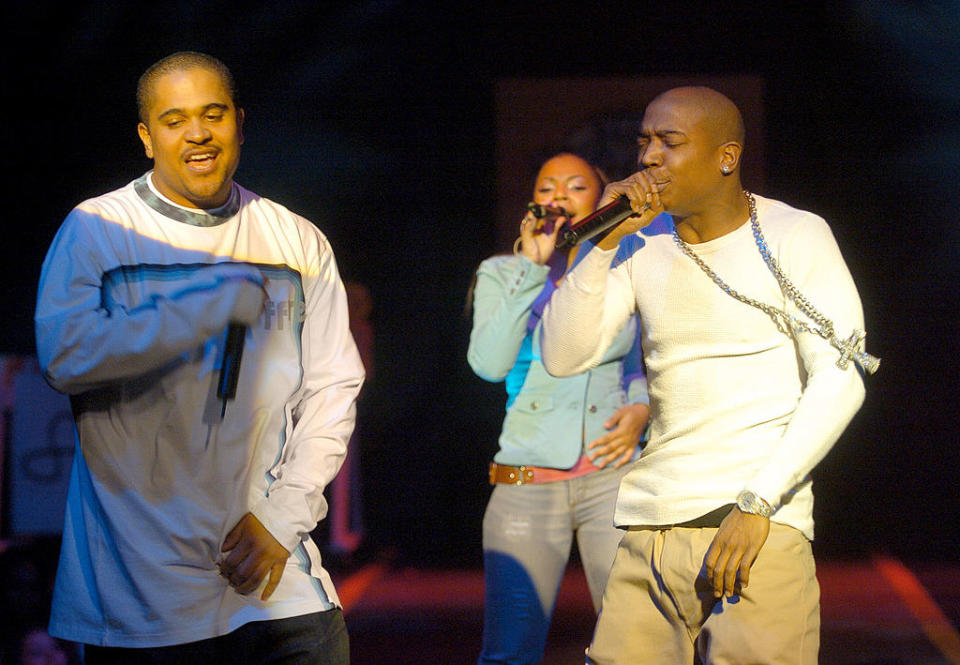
[137,122,154,159]
[718,141,742,174]
[237,108,245,146]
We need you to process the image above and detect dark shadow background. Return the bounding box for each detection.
[1,1,957,566]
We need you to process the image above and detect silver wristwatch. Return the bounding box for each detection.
[736,490,773,518]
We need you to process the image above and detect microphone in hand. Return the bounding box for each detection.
[555,197,651,250]
[217,323,247,419]
[527,202,570,220]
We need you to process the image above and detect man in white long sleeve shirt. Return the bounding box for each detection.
[541,87,874,664]
[34,52,364,664]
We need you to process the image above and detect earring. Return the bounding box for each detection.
[721,165,731,174]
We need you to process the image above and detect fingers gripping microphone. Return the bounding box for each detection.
[555,197,648,250]
[217,323,247,418]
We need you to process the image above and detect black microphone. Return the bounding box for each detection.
[555,197,649,250]
[217,323,247,418]
[527,202,570,220]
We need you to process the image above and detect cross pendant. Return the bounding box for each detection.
[834,329,881,374]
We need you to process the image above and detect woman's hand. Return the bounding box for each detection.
[516,210,569,265]
[586,402,650,469]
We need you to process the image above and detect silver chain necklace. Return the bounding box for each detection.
[672,191,880,374]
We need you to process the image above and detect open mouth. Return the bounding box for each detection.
[185,151,218,172]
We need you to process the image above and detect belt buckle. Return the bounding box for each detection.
[514,465,527,485]
[513,465,535,485]
[490,462,534,485]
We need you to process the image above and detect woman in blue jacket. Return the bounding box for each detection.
[468,152,649,664]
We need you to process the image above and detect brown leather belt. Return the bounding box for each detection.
[489,462,535,485]
[488,457,600,485]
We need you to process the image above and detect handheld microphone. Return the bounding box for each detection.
[217,323,247,418]
[527,202,570,220]
[555,197,651,250]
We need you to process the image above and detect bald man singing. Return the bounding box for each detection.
[540,87,877,664]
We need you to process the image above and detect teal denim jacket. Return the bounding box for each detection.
[468,254,647,469]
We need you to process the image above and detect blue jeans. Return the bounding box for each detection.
[478,463,631,665]
[84,610,349,665]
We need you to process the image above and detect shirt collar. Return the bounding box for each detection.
[134,172,241,227]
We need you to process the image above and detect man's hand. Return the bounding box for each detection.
[593,171,663,250]
[219,513,290,601]
[703,507,770,599]
[586,403,649,469]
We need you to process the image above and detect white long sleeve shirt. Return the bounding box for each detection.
[36,174,364,647]
[541,195,866,539]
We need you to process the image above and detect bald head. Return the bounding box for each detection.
[637,86,749,221]
[649,86,745,149]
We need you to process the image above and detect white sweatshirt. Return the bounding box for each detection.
[36,174,364,647]
[541,195,866,539]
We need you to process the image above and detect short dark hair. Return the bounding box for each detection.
[137,51,239,124]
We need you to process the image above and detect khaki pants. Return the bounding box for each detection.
[586,522,820,664]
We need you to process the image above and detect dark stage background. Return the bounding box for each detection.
[1,2,957,565]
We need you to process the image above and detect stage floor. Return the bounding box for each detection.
[334,556,960,665]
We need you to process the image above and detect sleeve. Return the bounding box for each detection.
[467,255,550,382]
[541,243,637,377]
[746,217,867,507]
[34,208,265,395]
[250,237,365,552]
